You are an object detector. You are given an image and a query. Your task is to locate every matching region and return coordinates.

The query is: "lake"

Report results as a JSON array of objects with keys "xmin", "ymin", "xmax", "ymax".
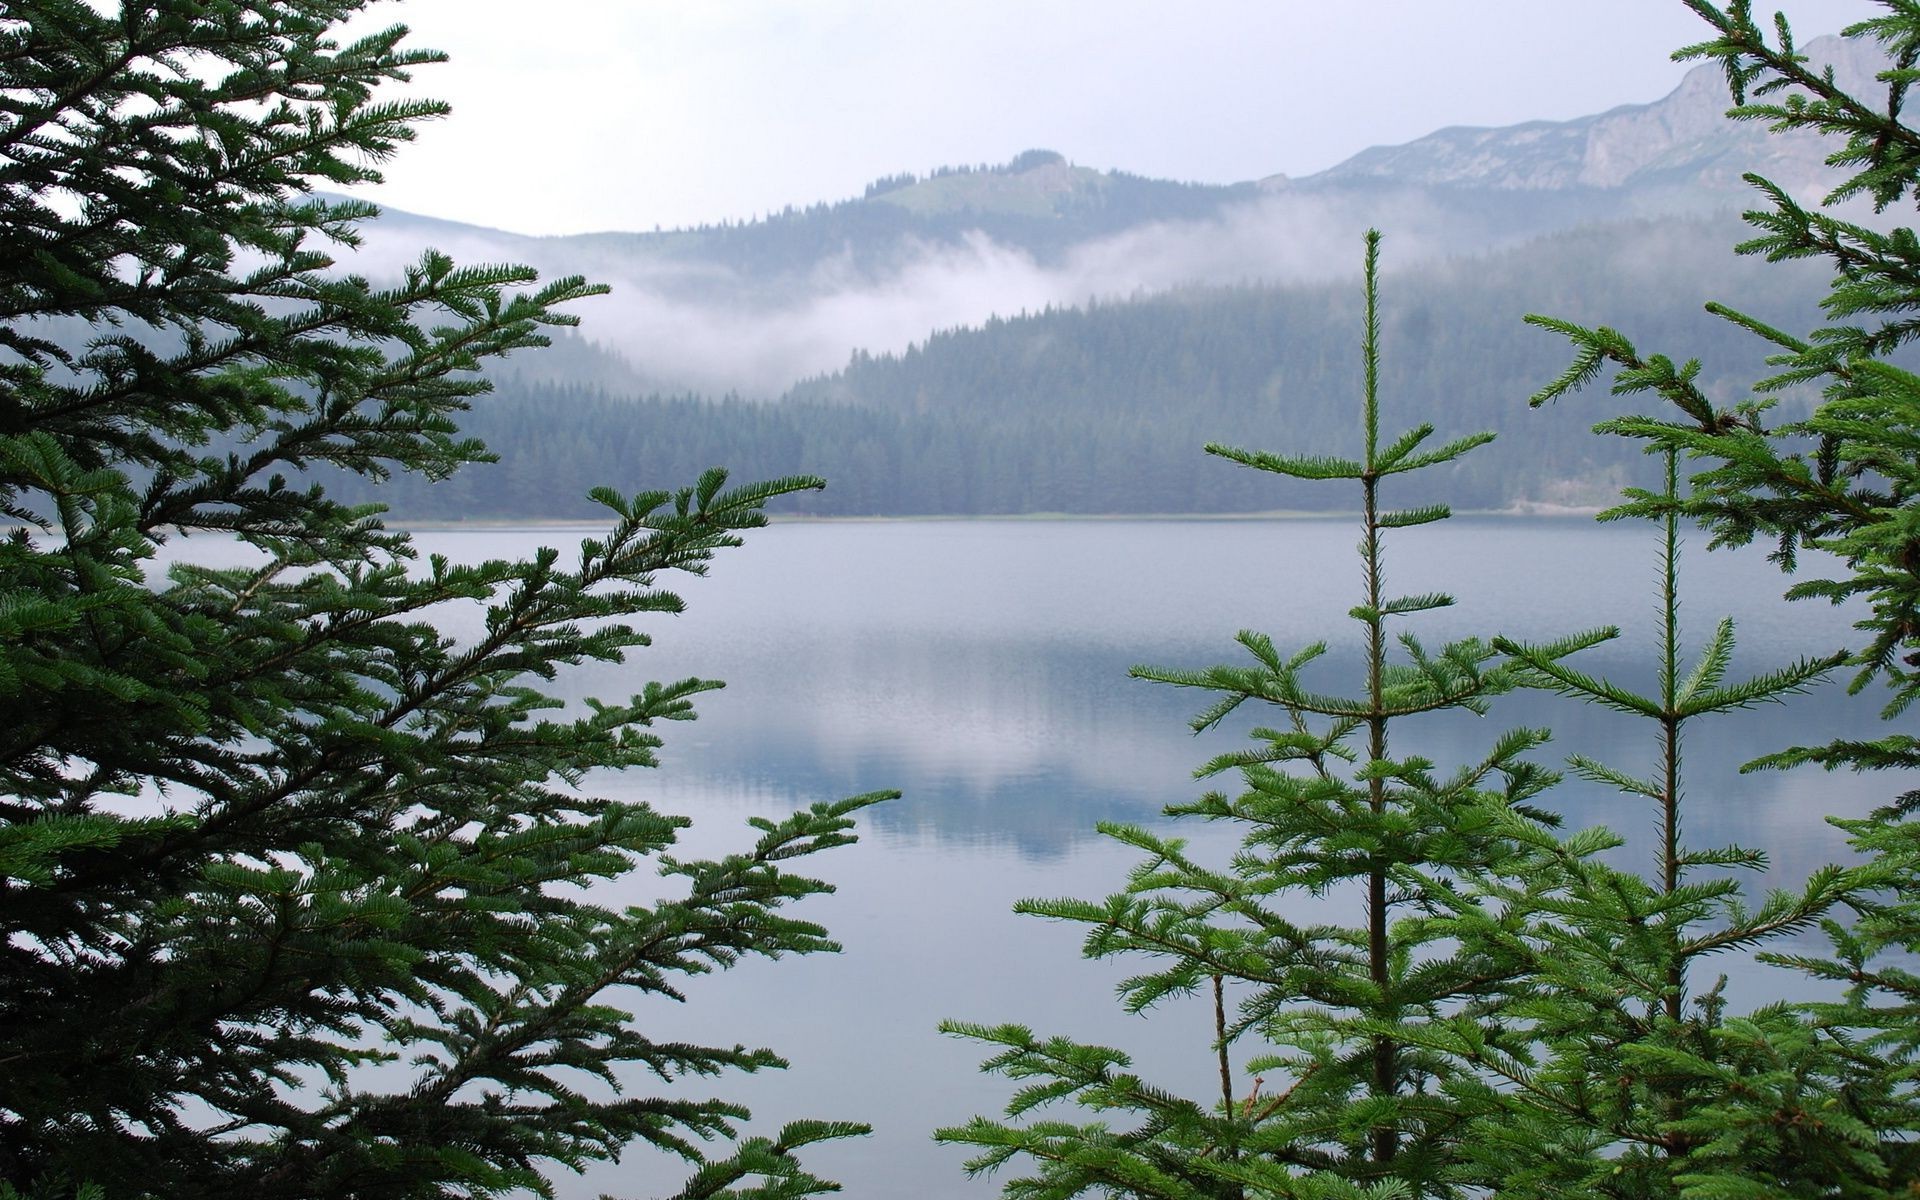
[{"xmin": 160, "ymin": 515, "xmax": 1891, "ymax": 1198}]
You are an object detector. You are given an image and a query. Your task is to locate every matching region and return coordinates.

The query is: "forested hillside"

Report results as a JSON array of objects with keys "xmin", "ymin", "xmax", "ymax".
[
  {"xmin": 577, "ymin": 150, "xmax": 1261, "ymax": 279},
  {"xmin": 331, "ymin": 217, "xmax": 1830, "ymax": 518}
]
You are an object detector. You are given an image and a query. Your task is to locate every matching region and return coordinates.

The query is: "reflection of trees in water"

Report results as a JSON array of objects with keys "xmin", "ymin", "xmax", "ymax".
[
  {"xmin": 631, "ymin": 633, "xmax": 1886, "ymax": 869},
  {"xmin": 368, "ymin": 525, "xmax": 1882, "ymax": 870}
]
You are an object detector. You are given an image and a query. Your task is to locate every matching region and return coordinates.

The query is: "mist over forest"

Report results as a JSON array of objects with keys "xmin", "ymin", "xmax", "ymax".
[{"xmin": 322, "ymin": 34, "xmax": 1883, "ymax": 518}]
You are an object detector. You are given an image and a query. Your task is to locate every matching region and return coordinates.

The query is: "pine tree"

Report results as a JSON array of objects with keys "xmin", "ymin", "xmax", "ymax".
[
  {"xmin": 0, "ymin": 4, "xmax": 888, "ymax": 1197},
  {"xmin": 936, "ymin": 233, "xmax": 1571, "ymax": 1199}
]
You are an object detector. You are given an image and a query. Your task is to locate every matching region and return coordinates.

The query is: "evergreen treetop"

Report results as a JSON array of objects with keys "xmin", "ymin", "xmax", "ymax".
[{"xmin": 938, "ymin": 233, "xmax": 1578, "ymax": 1199}]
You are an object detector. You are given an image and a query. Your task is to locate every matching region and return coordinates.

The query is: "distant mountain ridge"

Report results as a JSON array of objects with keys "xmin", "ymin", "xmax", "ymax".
[
  {"xmin": 330, "ymin": 32, "xmax": 1873, "ymax": 398},
  {"xmin": 303, "ymin": 34, "xmax": 1892, "ymax": 518},
  {"xmin": 1307, "ymin": 33, "xmax": 1880, "ymax": 197},
  {"xmin": 356, "ymin": 33, "xmax": 1869, "ymax": 244}
]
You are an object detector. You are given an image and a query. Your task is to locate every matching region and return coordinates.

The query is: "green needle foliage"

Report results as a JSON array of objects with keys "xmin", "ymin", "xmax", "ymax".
[
  {"xmin": 1407, "ymin": 449, "xmax": 1857, "ymax": 1198},
  {"xmin": 1514, "ymin": 1, "xmax": 1920, "ymax": 1188},
  {"xmin": 0, "ymin": 4, "xmax": 889, "ymax": 1198},
  {"xmin": 938, "ymin": 233, "xmax": 1573, "ymax": 1199},
  {"xmin": 1527, "ymin": 0, "xmax": 1920, "ymax": 742}
]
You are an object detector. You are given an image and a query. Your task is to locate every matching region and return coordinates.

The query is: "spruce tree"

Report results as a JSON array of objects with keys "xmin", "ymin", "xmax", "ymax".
[
  {"xmin": 1509, "ymin": 0, "xmax": 1920, "ymax": 1187},
  {"xmin": 1402, "ymin": 448, "xmax": 1856, "ymax": 1197},
  {"xmin": 937, "ymin": 233, "xmax": 1571, "ymax": 1199},
  {"xmin": 0, "ymin": 4, "xmax": 888, "ymax": 1197}
]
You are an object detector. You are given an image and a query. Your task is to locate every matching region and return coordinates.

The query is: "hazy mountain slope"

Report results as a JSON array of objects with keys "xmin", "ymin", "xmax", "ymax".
[
  {"xmin": 322, "ymin": 216, "xmax": 1833, "ymax": 519},
  {"xmin": 332, "ymin": 35, "xmax": 1865, "ymax": 396}
]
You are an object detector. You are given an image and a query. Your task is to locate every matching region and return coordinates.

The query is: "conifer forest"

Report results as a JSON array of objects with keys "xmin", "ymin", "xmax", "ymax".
[{"xmin": 6, "ymin": 2, "xmax": 1920, "ymax": 1198}]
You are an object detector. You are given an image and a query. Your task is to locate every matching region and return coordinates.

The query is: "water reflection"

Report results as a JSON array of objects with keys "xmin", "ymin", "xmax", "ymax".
[
  {"xmin": 559, "ymin": 517, "xmax": 1890, "ymax": 1199},
  {"xmin": 523, "ymin": 513, "xmax": 1887, "ymax": 869},
  {"xmin": 144, "ymin": 517, "xmax": 1907, "ymax": 1199}
]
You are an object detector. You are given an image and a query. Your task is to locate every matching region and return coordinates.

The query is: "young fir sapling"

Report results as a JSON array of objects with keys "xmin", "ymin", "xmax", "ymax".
[
  {"xmin": 1405, "ymin": 447, "xmax": 1852, "ymax": 1198},
  {"xmin": 937, "ymin": 232, "xmax": 1581, "ymax": 1199},
  {"xmin": 1475, "ymin": 0, "xmax": 1920, "ymax": 1187}
]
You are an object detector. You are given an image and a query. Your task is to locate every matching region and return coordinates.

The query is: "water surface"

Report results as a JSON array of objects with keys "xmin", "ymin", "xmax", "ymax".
[{"xmin": 156, "ymin": 516, "xmax": 1895, "ymax": 1197}]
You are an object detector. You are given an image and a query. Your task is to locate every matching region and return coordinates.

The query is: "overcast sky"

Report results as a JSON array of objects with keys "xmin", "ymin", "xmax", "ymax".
[{"xmin": 344, "ymin": 0, "xmax": 1884, "ymax": 237}]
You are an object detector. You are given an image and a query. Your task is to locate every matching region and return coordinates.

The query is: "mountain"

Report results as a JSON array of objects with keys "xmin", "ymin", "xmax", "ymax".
[
  {"xmin": 1307, "ymin": 33, "xmax": 1881, "ymax": 200},
  {"xmin": 332, "ymin": 35, "xmax": 1867, "ymax": 399},
  {"xmin": 290, "ymin": 35, "xmax": 1884, "ymax": 519}
]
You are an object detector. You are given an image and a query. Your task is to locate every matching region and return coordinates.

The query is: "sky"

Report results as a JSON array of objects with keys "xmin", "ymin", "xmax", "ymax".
[{"xmin": 342, "ymin": 0, "xmax": 1885, "ymax": 237}]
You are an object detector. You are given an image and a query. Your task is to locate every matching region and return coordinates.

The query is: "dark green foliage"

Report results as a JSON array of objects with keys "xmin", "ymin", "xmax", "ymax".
[
  {"xmin": 0, "ymin": 3, "xmax": 887, "ymax": 1197},
  {"xmin": 938, "ymin": 234, "xmax": 1574, "ymax": 1198},
  {"xmin": 1530, "ymin": 2, "xmax": 1920, "ymax": 737}
]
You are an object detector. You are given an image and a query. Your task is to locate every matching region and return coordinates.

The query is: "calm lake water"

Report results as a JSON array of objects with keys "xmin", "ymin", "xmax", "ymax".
[{"xmin": 159, "ymin": 516, "xmax": 1893, "ymax": 1198}]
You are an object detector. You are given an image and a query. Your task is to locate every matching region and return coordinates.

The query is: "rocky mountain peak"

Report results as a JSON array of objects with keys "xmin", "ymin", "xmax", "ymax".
[{"xmin": 1311, "ymin": 33, "xmax": 1887, "ymax": 197}]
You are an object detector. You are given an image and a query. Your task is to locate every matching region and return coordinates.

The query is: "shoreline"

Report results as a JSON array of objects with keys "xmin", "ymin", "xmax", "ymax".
[
  {"xmin": 1, "ymin": 505, "xmax": 1606, "ymax": 538},
  {"xmin": 375, "ymin": 503, "xmax": 1604, "ymax": 531}
]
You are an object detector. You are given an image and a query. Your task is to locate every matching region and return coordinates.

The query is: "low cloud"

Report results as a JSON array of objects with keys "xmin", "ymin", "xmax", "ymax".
[{"xmin": 339, "ymin": 186, "xmax": 1701, "ymax": 397}]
